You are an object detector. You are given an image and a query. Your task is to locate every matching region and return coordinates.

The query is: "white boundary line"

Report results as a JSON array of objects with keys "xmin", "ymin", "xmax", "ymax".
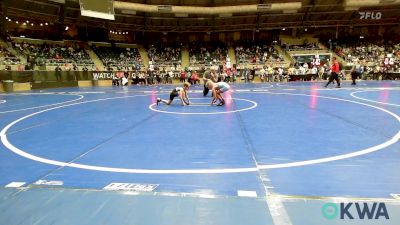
[
  {"xmin": 257, "ymin": 92, "xmax": 400, "ymax": 169},
  {"xmin": 0, "ymin": 93, "xmax": 84, "ymax": 114},
  {"xmin": 5, "ymin": 182, "xmax": 26, "ymax": 188},
  {"xmin": 0, "ymin": 92, "xmax": 399, "ymax": 174},
  {"xmin": 350, "ymin": 89, "xmax": 400, "ymax": 107},
  {"xmin": 149, "ymin": 98, "xmax": 258, "ymax": 115},
  {"xmin": 276, "ymin": 83, "xmax": 290, "ymax": 87},
  {"xmin": 266, "ymin": 194, "xmax": 293, "ymax": 225}
]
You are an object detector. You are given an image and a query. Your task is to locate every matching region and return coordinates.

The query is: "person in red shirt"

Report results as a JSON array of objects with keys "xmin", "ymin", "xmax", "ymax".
[
  {"xmin": 324, "ymin": 57, "xmax": 341, "ymax": 88},
  {"xmin": 180, "ymin": 70, "xmax": 186, "ymax": 83},
  {"xmin": 190, "ymin": 70, "xmax": 199, "ymax": 84}
]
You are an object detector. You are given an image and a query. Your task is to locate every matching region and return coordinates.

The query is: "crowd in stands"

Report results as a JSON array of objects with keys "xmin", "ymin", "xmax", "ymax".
[
  {"xmin": 92, "ymin": 45, "xmax": 142, "ymax": 70},
  {"xmin": 0, "ymin": 47, "xmax": 20, "ymax": 66},
  {"xmin": 12, "ymin": 41, "xmax": 93, "ymax": 67},
  {"xmin": 335, "ymin": 41, "xmax": 387, "ymax": 64},
  {"xmin": 148, "ymin": 44, "xmax": 181, "ymax": 67},
  {"xmin": 282, "ymin": 41, "xmax": 321, "ymax": 51},
  {"xmin": 394, "ymin": 43, "xmax": 400, "ymax": 56},
  {"xmin": 323, "ymin": 37, "xmax": 399, "ymax": 66},
  {"xmin": 234, "ymin": 41, "xmax": 285, "ymax": 65},
  {"xmin": 189, "ymin": 42, "xmax": 228, "ymax": 67},
  {"xmin": 2, "ymin": 35, "xmax": 399, "ymax": 81}
]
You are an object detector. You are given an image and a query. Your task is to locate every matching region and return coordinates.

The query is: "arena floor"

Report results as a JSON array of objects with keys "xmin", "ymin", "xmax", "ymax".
[{"xmin": 0, "ymin": 81, "xmax": 399, "ymax": 225}]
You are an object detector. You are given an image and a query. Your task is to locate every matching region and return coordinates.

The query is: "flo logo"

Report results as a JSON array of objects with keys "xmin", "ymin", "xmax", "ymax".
[
  {"xmin": 321, "ymin": 202, "xmax": 389, "ymax": 220},
  {"xmin": 359, "ymin": 12, "xmax": 382, "ymax": 20}
]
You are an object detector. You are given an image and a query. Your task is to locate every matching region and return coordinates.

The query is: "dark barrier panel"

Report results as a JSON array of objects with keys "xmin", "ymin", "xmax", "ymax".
[
  {"xmin": 1, "ymin": 71, "xmax": 136, "ymax": 82},
  {"xmin": 0, "ymin": 71, "xmax": 12, "ymax": 81},
  {"xmin": 32, "ymin": 71, "xmax": 78, "ymax": 82},
  {"xmin": 15, "ymin": 71, "xmax": 34, "ymax": 83},
  {"xmin": 31, "ymin": 81, "xmax": 78, "ymax": 89},
  {"xmin": 2, "ymin": 71, "xmax": 400, "ymax": 84},
  {"xmin": 0, "ymin": 71, "xmax": 34, "ymax": 83},
  {"xmin": 79, "ymin": 71, "xmax": 91, "ymax": 80},
  {"xmin": 0, "ymin": 71, "xmax": 89, "ymax": 82},
  {"xmin": 1, "ymin": 71, "xmax": 86, "ymax": 82}
]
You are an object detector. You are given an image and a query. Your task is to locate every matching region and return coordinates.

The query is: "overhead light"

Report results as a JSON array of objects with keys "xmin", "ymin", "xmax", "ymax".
[
  {"xmin": 360, "ymin": 36, "xmax": 364, "ymax": 39},
  {"xmin": 31, "ymin": 23, "xmax": 34, "ymax": 26},
  {"xmin": 26, "ymin": 20, "xmax": 29, "ymax": 23},
  {"xmin": 5, "ymin": 17, "xmax": 8, "ymax": 20},
  {"xmin": 16, "ymin": 21, "xmax": 19, "ymax": 24},
  {"xmin": 40, "ymin": 23, "xmax": 43, "ymax": 26},
  {"xmin": 45, "ymin": 22, "xmax": 48, "ymax": 25},
  {"xmin": 282, "ymin": 28, "xmax": 285, "ymax": 30},
  {"xmin": 119, "ymin": 32, "xmax": 121, "ymax": 34},
  {"xmin": 65, "ymin": 26, "xmax": 69, "ymax": 30},
  {"xmin": 126, "ymin": 32, "xmax": 128, "ymax": 34},
  {"xmin": 23, "ymin": 22, "xmax": 26, "ymax": 25},
  {"xmin": 305, "ymin": 28, "xmax": 308, "ymax": 31},
  {"xmin": 8, "ymin": 19, "xmax": 11, "ymax": 22}
]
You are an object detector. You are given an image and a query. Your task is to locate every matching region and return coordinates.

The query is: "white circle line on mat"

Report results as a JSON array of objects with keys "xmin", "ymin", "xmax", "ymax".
[
  {"xmin": 149, "ymin": 98, "xmax": 258, "ymax": 115},
  {"xmin": 350, "ymin": 90, "xmax": 400, "ymax": 107},
  {"xmin": 0, "ymin": 93, "xmax": 84, "ymax": 114},
  {"xmin": 0, "ymin": 92, "xmax": 399, "ymax": 173}
]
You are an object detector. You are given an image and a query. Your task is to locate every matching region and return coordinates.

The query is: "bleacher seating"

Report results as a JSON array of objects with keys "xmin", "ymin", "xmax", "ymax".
[
  {"xmin": 92, "ymin": 45, "xmax": 142, "ymax": 69},
  {"xmin": 235, "ymin": 41, "xmax": 285, "ymax": 65},
  {"xmin": 189, "ymin": 42, "xmax": 228, "ymax": 67},
  {"xmin": 0, "ymin": 47, "xmax": 20, "ymax": 65},
  {"xmin": 330, "ymin": 39, "xmax": 399, "ymax": 66},
  {"xmin": 12, "ymin": 41, "xmax": 93, "ymax": 67},
  {"xmin": 148, "ymin": 44, "xmax": 181, "ymax": 67}
]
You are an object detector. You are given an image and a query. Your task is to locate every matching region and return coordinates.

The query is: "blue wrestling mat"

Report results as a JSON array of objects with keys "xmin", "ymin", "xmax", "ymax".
[{"xmin": 0, "ymin": 81, "xmax": 399, "ymax": 225}]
